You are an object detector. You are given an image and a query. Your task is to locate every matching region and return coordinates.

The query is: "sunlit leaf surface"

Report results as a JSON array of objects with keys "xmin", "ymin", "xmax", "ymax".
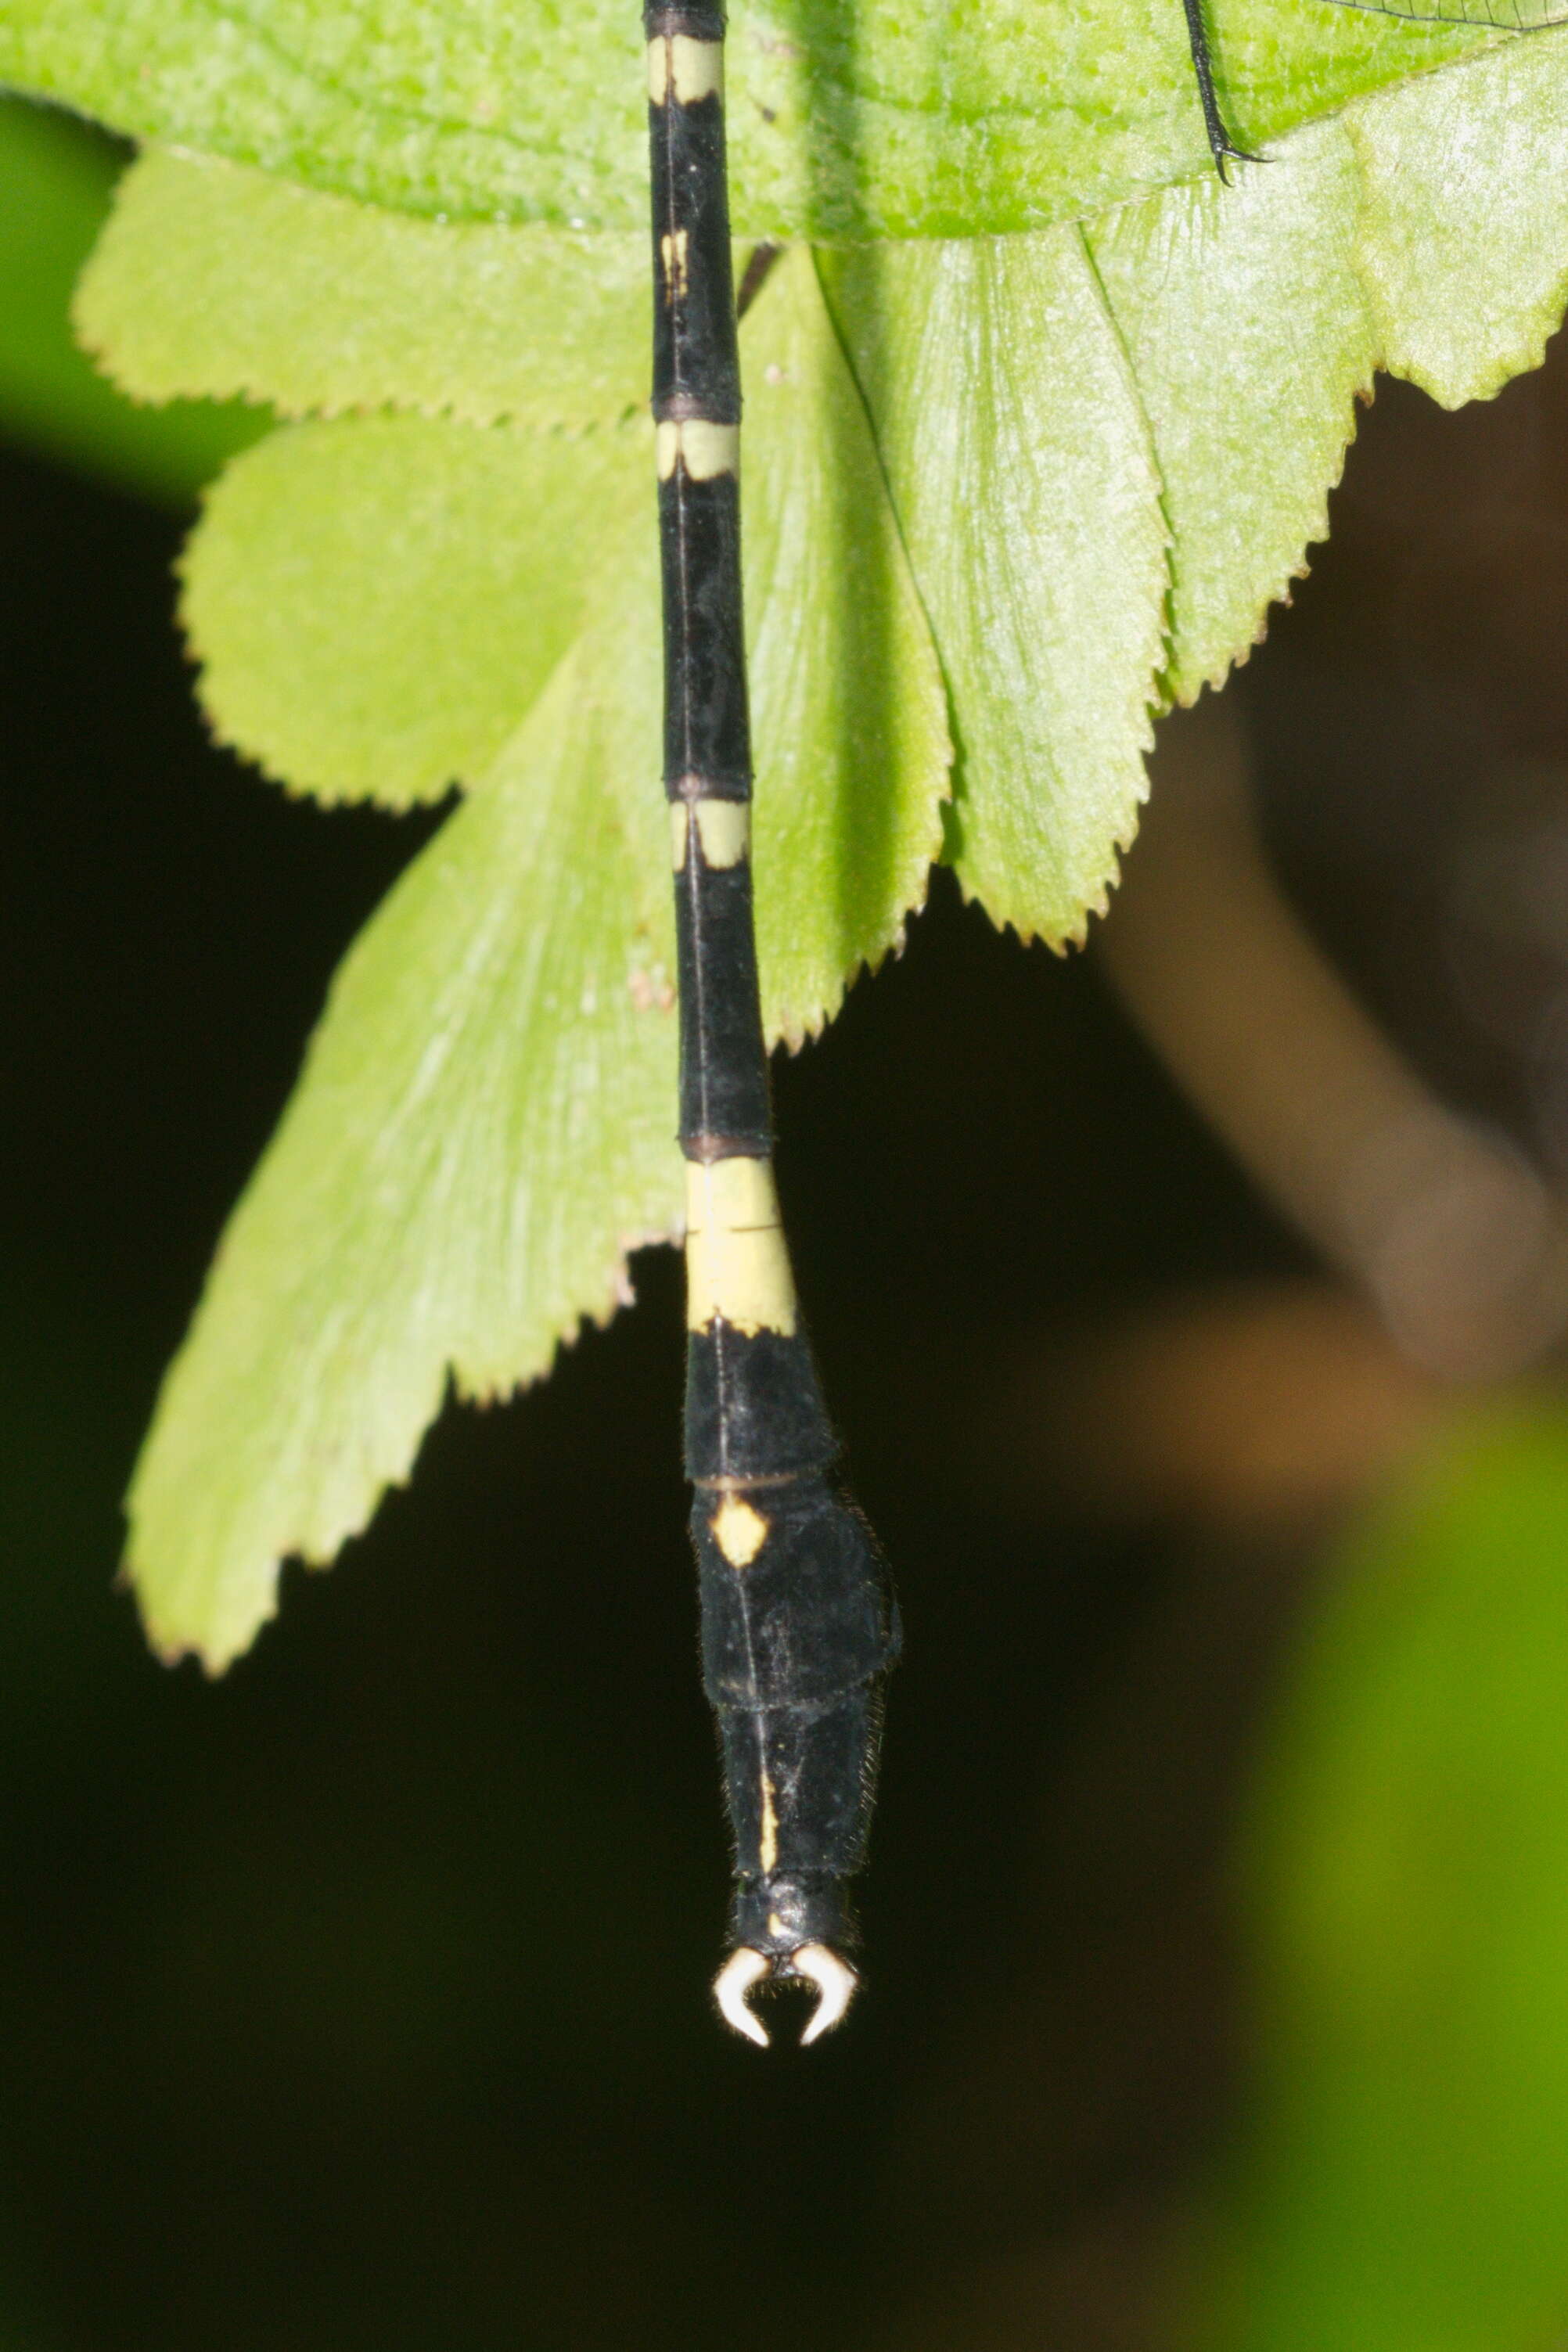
[
  {"xmin": 181, "ymin": 414, "xmax": 651, "ymax": 808},
  {"xmin": 127, "ymin": 250, "xmax": 949, "ymax": 1664},
  {"xmin": 0, "ymin": 0, "xmax": 1501, "ymax": 237},
  {"xmin": 3, "ymin": 0, "xmax": 1566, "ymax": 1653},
  {"xmin": 821, "ymin": 232, "xmax": 1167, "ymax": 942},
  {"xmin": 1350, "ymin": 31, "xmax": 1568, "ymax": 404},
  {"xmin": 75, "ymin": 148, "xmax": 649, "ymax": 429}
]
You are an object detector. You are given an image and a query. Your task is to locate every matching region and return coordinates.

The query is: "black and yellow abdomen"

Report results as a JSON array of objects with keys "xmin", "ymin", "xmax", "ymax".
[{"xmin": 644, "ymin": 0, "xmax": 900, "ymax": 2046}]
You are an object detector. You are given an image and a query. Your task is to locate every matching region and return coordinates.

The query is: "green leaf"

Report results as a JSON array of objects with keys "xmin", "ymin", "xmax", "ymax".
[
  {"xmin": 62, "ymin": 11, "xmax": 1568, "ymax": 1649},
  {"xmin": 0, "ymin": 0, "xmax": 1517, "ymax": 241},
  {"xmin": 127, "ymin": 638, "xmax": 680, "ymax": 1671},
  {"xmin": 75, "ymin": 34, "xmax": 1568, "ymax": 902},
  {"xmin": 821, "ymin": 230, "xmax": 1167, "ymax": 944},
  {"xmin": 1085, "ymin": 38, "xmax": 1568, "ymax": 707},
  {"xmin": 1088, "ymin": 119, "xmax": 1376, "ymax": 703},
  {"xmin": 1351, "ymin": 31, "xmax": 1568, "ymax": 407},
  {"xmin": 732, "ymin": 250, "xmax": 953, "ymax": 1041},
  {"xmin": 1174, "ymin": 1406, "xmax": 1568, "ymax": 2352},
  {"xmin": 74, "ymin": 146, "xmax": 648, "ymax": 429},
  {"xmin": 0, "ymin": 95, "xmax": 264, "ymax": 499},
  {"xmin": 124, "ymin": 248, "xmax": 949, "ymax": 1665},
  {"xmin": 180, "ymin": 414, "xmax": 649, "ymax": 807},
  {"xmin": 178, "ymin": 249, "xmax": 951, "ymax": 998}
]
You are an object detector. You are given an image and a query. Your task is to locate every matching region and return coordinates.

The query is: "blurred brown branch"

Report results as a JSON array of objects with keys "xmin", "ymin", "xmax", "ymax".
[{"xmin": 1100, "ymin": 692, "xmax": 1568, "ymax": 1387}]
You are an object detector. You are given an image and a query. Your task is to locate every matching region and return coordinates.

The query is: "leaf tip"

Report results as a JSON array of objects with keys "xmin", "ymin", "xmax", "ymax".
[{"xmin": 125, "ymin": 1557, "xmax": 280, "ymax": 1679}]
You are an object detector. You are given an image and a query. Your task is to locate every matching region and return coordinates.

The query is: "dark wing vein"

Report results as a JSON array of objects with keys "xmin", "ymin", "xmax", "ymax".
[{"xmin": 1300, "ymin": 0, "xmax": 1568, "ymax": 27}]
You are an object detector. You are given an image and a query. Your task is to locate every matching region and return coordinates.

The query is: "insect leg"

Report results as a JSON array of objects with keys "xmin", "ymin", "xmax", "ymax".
[{"xmin": 1179, "ymin": 0, "xmax": 1262, "ymax": 179}]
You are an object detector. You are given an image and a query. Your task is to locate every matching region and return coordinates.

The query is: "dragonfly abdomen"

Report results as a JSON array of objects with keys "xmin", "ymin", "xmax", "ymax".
[{"xmin": 645, "ymin": 0, "xmax": 899, "ymax": 2046}]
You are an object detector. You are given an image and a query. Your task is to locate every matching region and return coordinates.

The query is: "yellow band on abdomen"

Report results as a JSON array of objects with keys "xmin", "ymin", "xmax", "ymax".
[
  {"xmin": 656, "ymin": 419, "xmax": 740, "ymax": 482},
  {"xmin": 685, "ymin": 1156, "xmax": 797, "ymax": 1336},
  {"xmin": 647, "ymin": 34, "xmax": 725, "ymax": 105}
]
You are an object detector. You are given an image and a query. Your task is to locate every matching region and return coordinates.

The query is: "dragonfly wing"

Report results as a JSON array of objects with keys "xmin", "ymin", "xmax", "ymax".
[{"xmin": 1301, "ymin": 0, "xmax": 1568, "ymax": 27}]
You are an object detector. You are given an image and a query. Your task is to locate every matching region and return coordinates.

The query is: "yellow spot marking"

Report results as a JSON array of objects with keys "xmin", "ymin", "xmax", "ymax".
[
  {"xmin": 670, "ymin": 804, "xmax": 689, "ymax": 872},
  {"xmin": 712, "ymin": 1494, "xmax": 770, "ymax": 1570},
  {"xmin": 693, "ymin": 800, "xmax": 750, "ymax": 869},
  {"xmin": 759, "ymin": 1774, "xmax": 779, "ymax": 1874},
  {"xmin": 768, "ymin": 1911, "xmax": 785, "ymax": 1938},
  {"xmin": 685, "ymin": 1156, "xmax": 797, "ymax": 1336},
  {"xmin": 660, "ymin": 226, "xmax": 690, "ymax": 304},
  {"xmin": 646, "ymin": 38, "xmax": 669, "ymax": 102}
]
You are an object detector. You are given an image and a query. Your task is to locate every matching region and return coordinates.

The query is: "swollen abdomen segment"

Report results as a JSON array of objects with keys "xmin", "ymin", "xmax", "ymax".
[{"xmin": 695, "ymin": 1455, "xmax": 897, "ymax": 1959}]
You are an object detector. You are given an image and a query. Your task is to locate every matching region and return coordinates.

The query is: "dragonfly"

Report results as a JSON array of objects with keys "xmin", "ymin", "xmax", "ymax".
[{"xmin": 642, "ymin": 0, "xmax": 1567, "ymax": 2048}]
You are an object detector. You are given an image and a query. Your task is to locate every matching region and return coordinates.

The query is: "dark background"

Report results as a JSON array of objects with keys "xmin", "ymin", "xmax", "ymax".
[{"xmin": 4, "ymin": 316, "xmax": 1568, "ymax": 2348}]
